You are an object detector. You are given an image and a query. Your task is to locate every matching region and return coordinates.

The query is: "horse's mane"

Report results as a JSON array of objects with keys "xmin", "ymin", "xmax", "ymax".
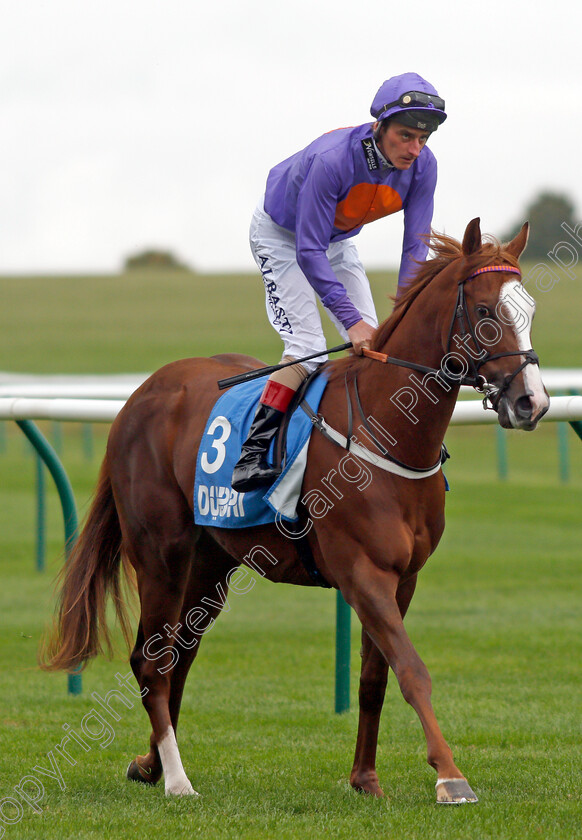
[{"xmin": 326, "ymin": 229, "xmax": 520, "ymax": 383}]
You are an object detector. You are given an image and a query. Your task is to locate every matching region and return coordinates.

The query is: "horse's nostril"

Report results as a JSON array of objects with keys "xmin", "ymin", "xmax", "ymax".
[{"xmin": 514, "ymin": 395, "xmax": 533, "ymax": 419}]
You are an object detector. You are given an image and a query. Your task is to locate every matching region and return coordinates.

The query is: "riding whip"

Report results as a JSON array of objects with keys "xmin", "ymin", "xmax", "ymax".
[{"xmin": 217, "ymin": 342, "xmax": 353, "ymax": 390}]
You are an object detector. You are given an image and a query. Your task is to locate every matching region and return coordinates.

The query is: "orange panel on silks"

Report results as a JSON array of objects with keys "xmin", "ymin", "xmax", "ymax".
[{"xmin": 334, "ymin": 183, "xmax": 403, "ymax": 232}]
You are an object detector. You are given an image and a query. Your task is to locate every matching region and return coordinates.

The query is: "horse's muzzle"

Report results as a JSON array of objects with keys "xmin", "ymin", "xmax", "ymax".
[{"xmin": 497, "ymin": 392, "xmax": 550, "ymax": 431}]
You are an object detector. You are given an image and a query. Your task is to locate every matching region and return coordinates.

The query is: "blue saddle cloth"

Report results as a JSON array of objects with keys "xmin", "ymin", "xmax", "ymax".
[{"xmin": 194, "ymin": 373, "xmax": 328, "ymax": 528}]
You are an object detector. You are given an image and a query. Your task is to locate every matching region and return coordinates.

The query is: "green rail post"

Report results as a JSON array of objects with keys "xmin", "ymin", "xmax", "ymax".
[
  {"xmin": 556, "ymin": 391, "xmax": 570, "ymax": 483},
  {"xmin": 51, "ymin": 421, "xmax": 63, "ymax": 456},
  {"xmin": 35, "ymin": 455, "xmax": 46, "ymax": 572},
  {"xmin": 557, "ymin": 422, "xmax": 570, "ymax": 482},
  {"xmin": 15, "ymin": 420, "xmax": 82, "ymax": 695},
  {"xmin": 82, "ymin": 423, "xmax": 94, "ymax": 461},
  {"xmin": 569, "ymin": 420, "xmax": 582, "ymax": 442},
  {"xmin": 496, "ymin": 426, "xmax": 508, "ymax": 480},
  {"xmin": 335, "ymin": 591, "xmax": 351, "ymax": 713},
  {"xmin": 568, "ymin": 389, "xmax": 582, "ymax": 443}
]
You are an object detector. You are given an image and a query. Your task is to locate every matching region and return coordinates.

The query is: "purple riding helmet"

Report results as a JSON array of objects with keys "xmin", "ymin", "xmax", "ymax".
[{"xmin": 370, "ymin": 72, "xmax": 447, "ymax": 133}]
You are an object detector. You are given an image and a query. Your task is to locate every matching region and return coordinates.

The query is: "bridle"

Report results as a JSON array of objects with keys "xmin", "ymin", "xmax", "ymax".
[
  {"xmin": 301, "ymin": 263, "xmax": 541, "ymax": 478},
  {"xmin": 444, "ymin": 264, "xmax": 540, "ymax": 409},
  {"xmin": 362, "ymin": 264, "xmax": 540, "ymax": 411}
]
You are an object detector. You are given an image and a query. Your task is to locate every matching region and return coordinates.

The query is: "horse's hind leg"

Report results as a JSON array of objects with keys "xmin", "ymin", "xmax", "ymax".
[
  {"xmin": 126, "ymin": 620, "xmax": 164, "ymax": 786},
  {"xmin": 350, "ymin": 630, "xmax": 387, "ymax": 797},
  {"xmin": 165, "ymin": 532, "xmax": 238, "ymax": 731},
  {"xmin": 350, "ymin": 576, "xmax": 417, "ymax": 797},
  {"xmin": 113, "ymin": 471, "xmax": 201, "ymax": 796},
  {"xmin": 127, "ymin": 530, "xmax": 237, "ymax": 795},
  {"xmin": 128, "ymin": 557, "xmax": 197, "ymax": 795}
]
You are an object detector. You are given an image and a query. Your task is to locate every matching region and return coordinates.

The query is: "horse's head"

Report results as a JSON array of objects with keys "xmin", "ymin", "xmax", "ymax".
[{"xmin": 447, "ymin": 217, "xmax": 549, "ymax": 430}]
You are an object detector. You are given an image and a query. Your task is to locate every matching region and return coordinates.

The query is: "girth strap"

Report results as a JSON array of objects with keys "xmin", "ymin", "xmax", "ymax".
[{"xmin": 285, "ymin": 519, "xmax": 331, "ymax": 589}]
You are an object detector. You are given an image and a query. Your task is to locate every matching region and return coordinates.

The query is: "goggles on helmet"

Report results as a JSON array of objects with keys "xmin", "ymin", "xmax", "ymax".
[{"xmin": 375, "ymin": 90, "xmax": 446, "ymax": 118}]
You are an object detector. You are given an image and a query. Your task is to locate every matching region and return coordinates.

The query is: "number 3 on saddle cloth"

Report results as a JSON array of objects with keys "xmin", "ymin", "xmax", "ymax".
[{"xmin": 194, "ymin": 372, "xmax": 328, "ymax": 528}]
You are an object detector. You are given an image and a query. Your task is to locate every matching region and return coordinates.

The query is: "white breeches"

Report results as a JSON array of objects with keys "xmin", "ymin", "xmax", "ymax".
[{"xmin": 249, "ymin": 200, "xmax": 378, "ymax": 372}]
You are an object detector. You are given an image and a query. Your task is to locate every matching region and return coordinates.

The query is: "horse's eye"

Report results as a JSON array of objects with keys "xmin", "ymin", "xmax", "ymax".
[{"xmin": 475, "ymin": 305, "xmax": 489, "ymax": 319}]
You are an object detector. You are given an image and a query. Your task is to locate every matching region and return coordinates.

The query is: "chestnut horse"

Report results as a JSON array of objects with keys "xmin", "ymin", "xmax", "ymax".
[{"xmin": 42, "ymin": 219, "xmax": 549, "ymax": 804}]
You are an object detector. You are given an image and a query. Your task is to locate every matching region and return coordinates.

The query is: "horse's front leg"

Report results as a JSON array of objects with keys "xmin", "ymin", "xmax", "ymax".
[
  {"xmin": 350, "ymin": 575, "xmax": 417, "ymax": 797},
  {"xmin": 347, "ymin": 562, "xmax": 478, "ymax": 805}
]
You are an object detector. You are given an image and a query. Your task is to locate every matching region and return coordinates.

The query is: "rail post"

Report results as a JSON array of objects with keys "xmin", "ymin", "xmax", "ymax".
[
  {"xmin": 496, "ymin": 426, "xmax": 508, "ymax": 480},
  {"xmin": 568, "ymin": 389, "xmax": 582, "ymax": 443},
  {"xmin": 15, "ymin": 420, "xmax": 82, "ymax": 695},
  {"xmin": 35, "ymin": 455, "xmax": 46, "ymax": 572},
  {"xmin": 335, "ymin": 591, "xmax": 351, "ymax": 713}
]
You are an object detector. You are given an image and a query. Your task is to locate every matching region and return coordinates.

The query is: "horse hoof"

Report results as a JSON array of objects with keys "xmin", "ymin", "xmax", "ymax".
[
  {"xmin": 435, "ymin": 777, "xmax": 478, "ymax": 804},
  {"xmin": 165, "ymin": 781, "xmax": 200, "ymax": 797},
  {"xmin": 350, "ymin": 771, "xmax": 384, "ymax": 797},
  {"xmin": 126, "ymin": 758, "xmax": 159, "ymax": 786}
]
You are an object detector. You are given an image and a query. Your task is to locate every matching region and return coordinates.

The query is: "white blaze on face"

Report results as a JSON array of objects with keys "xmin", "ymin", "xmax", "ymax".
[{"xmin": 498, "ymin": 280, "xmax": 548, "ymax": 417}]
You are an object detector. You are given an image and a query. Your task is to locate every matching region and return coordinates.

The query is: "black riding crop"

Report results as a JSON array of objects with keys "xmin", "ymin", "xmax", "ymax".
[{"xmin": 217, "ymin": 342, "xmax": 353, "ymax": 390}]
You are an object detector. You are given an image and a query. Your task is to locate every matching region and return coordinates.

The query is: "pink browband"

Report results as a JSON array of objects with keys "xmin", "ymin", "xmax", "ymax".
[{"xmin": 467, "ymin": 265, "xmax": 521, "ymax": 280}]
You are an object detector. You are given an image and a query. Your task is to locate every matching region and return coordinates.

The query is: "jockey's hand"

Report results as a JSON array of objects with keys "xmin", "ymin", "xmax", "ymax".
[{"xmin": 347, "ymin": 320, "xmax": 376, "ymax": 355}]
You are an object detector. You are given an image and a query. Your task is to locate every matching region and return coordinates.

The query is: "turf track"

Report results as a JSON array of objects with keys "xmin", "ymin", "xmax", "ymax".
[{"xmin": 0, "ymin": 266, "xmax": 580, "ymax": 839}]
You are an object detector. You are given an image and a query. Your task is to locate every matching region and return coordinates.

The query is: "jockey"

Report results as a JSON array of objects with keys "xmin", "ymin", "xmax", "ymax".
[{"xmin": 231, "ymin": 71, "xmax": 447, "ymax": 493}]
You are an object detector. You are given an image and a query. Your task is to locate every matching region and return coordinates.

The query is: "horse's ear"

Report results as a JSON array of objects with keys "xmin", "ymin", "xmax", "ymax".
[
  {"xmin": 462, "ymin": 218, "xmax": 482, "ymax": 255},
  {"xmin": 504, "ymin": 222, "xmax": 529, "ymax": 258}
]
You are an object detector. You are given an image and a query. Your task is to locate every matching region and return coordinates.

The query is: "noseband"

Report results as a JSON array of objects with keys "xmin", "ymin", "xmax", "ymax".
[{"xmin": 446, "ymin": 265, "xmax": 540, "ymax": 409}]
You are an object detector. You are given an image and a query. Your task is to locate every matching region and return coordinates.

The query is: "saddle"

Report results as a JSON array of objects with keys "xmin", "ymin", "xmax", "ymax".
[{"xmin": 194, "ymin": 369, "xmax": 328, "ymax": 530}]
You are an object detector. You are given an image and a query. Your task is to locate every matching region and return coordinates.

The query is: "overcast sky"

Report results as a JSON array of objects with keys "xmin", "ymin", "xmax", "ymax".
[{"xmin": 1, "ymin": 0, "xmax": 580, "ymax": 274}]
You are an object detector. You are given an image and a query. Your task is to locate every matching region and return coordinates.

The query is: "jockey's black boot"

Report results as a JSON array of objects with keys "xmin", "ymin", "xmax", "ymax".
[{"xmin": 231, "ymin": 403, "xmax": 284, "ymax": 492}]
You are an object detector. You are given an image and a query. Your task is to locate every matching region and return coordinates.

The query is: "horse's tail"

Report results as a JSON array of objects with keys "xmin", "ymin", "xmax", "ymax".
[{"xmin": 39, "ymin": 454, "xmax": 136, "ymax": 672}]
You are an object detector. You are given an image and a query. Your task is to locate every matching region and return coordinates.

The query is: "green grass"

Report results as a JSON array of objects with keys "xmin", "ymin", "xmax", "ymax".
[
  {"xmin": 0, "ymin": 265, "xmax": 581, "ymax": 839},
  {"xmin": 0, "ymin": 263, "xmax": 580, "ymax": 373},
  {"xmin": 0, "ymin": 433, "xmax": 580, "ymax": 840}
]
